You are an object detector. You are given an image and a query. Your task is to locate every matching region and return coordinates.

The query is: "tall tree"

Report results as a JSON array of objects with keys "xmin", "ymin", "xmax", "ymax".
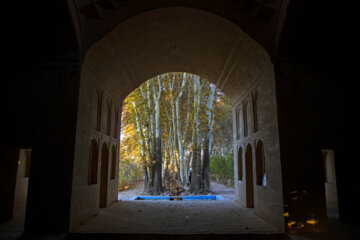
[
  {"xmin": 132, "ymin": 101, "xmax": 149, "ymax": 191},
  {"xmin": 150, "ymin": 75, "xmax": 164, "ymax": 194},
  {"xmin": 190, "ymin": 75, "xmax": 205, "ymax": 193},
  {"xmin": 202, "ymin": 84, "xmax": 216, "ymax": 191},
  {"xmin": 119, "ymin": 72, "xmax": 233, "ymax": 195},
  {"xmin": 176, "ymin": 72, "xmax": 187, "ymax": 185}
]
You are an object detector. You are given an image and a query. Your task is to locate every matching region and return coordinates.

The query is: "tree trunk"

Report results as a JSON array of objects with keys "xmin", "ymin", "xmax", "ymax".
[
  {"xmin": 133, "ymin": 102, "xmax": 149, "ymax": 192},
  {"xmin": 150, "ymin": 75, "xmax": 163, "ymax": 194},
  {"xmin": 146, "ymin": 81, "xmax": 155, "ymax": 183},
  {"xmin": 190, "ymin": 75, "xmax": 203, "ymax": 193},
  {"xmin": 169, "ymin": 76, "xmax": 180, "ymax": 180},
  {"xmin": 202, "ymin": 84, "xmax": 216, "ymax": 191},
  {"xmin": 176, "ymin": 73, "xmax": 187, "ymax": 185}
]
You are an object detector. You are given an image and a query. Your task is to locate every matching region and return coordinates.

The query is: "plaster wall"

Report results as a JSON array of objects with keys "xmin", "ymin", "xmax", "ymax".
[
  {"xmin": 233, "ymin": 63, "xmax": 284, "ymax": 231},
  {"xmin": 70, "ymin": 65, "xmax": 120, "ymax": 228}
]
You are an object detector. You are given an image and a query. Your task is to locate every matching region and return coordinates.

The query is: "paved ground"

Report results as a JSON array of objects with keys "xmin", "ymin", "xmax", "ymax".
[
  {"xmin": 72, "ymin": 199, "xmax": 278, "ymax": 234},
  {"xmin": 73, "ymin": 181, "xmax": 279, "ymax": 234},
  {"xmin": 2, "ymin": 182, "xmax": 359, "ymax": 239}
]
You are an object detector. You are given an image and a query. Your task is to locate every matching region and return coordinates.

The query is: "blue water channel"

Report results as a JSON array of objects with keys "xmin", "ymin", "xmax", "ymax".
[{"xmin": 133, "ymin": 195, "xmax": 224, "ymax": 201}]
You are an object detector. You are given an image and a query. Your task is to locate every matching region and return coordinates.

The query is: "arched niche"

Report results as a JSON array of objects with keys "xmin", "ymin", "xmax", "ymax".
[{"xmin": 238, "ymin": 146, "xmax": 243, "ymax": 181}]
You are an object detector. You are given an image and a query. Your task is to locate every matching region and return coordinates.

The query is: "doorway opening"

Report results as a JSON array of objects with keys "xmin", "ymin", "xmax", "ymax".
[
  {"xmin": 118, "ymin": 72, "xmax": 234, "ymax": 200},
  {"xmin": 245, "ymin": 144, "xmax": 254, "ymax": 208},
  {"xmin": 0, "ymin": 147, "xmax": 31, "ymax": 235},
  {"xmin": 322, "ymin": 149, "xmax": 339, "ymax": 218}
]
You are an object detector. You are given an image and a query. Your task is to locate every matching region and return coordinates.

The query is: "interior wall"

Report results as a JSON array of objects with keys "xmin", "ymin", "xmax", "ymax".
[
  {"xmin": 274, "ymin": 62, "xmax": 331, "ymax": 233},
  {"xmin": 12, "ymin": 63, "xmax": 81, "ymax": 233},
  {"xmin": 70, "ymin": 64, "xmax": 120, "ymax": 228},
  {"xmin": 233, "ymin": 63, "xmax": 284, "ymax": 231}
]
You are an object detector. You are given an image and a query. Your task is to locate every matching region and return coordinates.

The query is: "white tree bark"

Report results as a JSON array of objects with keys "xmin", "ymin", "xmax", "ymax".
[
  {"xmin": 150, "ymin": 75, "xmax": 163, "ymax": 194},
  {"xmin": 202, "ymin": 84, "xmax": 216, "ymax": 190},
  {"xmin": 176, "ymin": 72, "xmax": 187, "ymax": 185},
  {"xmin": 133, "ymin": 101, "xmax": 149, "ymax": 191}
]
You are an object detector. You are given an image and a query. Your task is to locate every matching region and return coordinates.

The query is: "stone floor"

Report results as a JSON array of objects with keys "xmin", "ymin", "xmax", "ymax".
[
  {"xmin": 72, "ymin": 200, "xmax": 278, "ymax": 234},
  {"xmin": 71, "ymin": 181, "xmax": 270, "ymax": 234},
  {"xmin": 1, "ymin": 181, "xmax": 359, "ymax": 239}
]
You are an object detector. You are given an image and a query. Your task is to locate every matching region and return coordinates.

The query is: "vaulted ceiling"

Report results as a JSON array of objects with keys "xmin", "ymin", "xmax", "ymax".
[
  {"xmin": 5, "ymin": 0, "xmax": 327, "ymax": 65},
  {"xmin": 69, "ymin": 0, "xmax": 288, "ymax": 59}
]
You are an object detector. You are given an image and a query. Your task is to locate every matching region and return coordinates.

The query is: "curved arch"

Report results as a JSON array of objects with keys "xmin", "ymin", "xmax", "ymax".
[
  {"xmin": 245, "ymin": 143, "xmax": 254, "ymax": 208},
  {"xmin": 238, "ymin": 146, "xmax": 243, "ymax": 181},
  {"xmin": 100, "ymin": 142, "xmax": 109, "ymax": 207},
  {"xmin": 83, "ymin": 7, "xmax": 272, "ymax": 103},
  {"xmin": 256, "ymin": 140, "xmax": 266, "ymax": 186},
  {"xmin": 74, "ymin": 1, "xmax": 285, "ymax": 58}
]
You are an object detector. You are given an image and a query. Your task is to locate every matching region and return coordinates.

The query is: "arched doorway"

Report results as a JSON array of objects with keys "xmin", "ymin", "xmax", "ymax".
[
  {"xmin": 100, "ymin": 143, "xmax": 109, "ymax": 208},
  {"xmin": 245, "ymin": 144, "xmax": 254, "ymax": 208}
]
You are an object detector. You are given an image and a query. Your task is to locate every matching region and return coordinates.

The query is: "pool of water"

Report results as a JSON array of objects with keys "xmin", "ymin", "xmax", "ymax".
[{"xmin": 133, "ymin": 195, "xmax": 224, "ymax": 201}]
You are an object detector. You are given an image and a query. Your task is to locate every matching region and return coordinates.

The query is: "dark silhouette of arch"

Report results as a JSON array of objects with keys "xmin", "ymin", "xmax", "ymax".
[
  {"xmin": 110, "ymin": 146, "xmax": 116, "ymax": 180},
  {"xmin": 99, "ymin": 143, "xmax": 109, "ymax": 207},
  {"xmin": 88, "ymin": 140, "xmax": 99, "ymax": 185},
  {"xmin": 245, "ymin": 144, "xmax": 254, "ymax": 208},
  {"xmin": 238, "ymin": 146, "xmax": 243, "ymax": 181},
  {"xmin": 256, "ymin": 140, "xmax": 266, "ymax": 186}
]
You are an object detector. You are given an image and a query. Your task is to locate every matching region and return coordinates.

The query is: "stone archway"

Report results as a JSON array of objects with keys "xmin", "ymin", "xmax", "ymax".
[{"xmin": 71, "ymin": 7, "xmax": 284, "ymax": 232}]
